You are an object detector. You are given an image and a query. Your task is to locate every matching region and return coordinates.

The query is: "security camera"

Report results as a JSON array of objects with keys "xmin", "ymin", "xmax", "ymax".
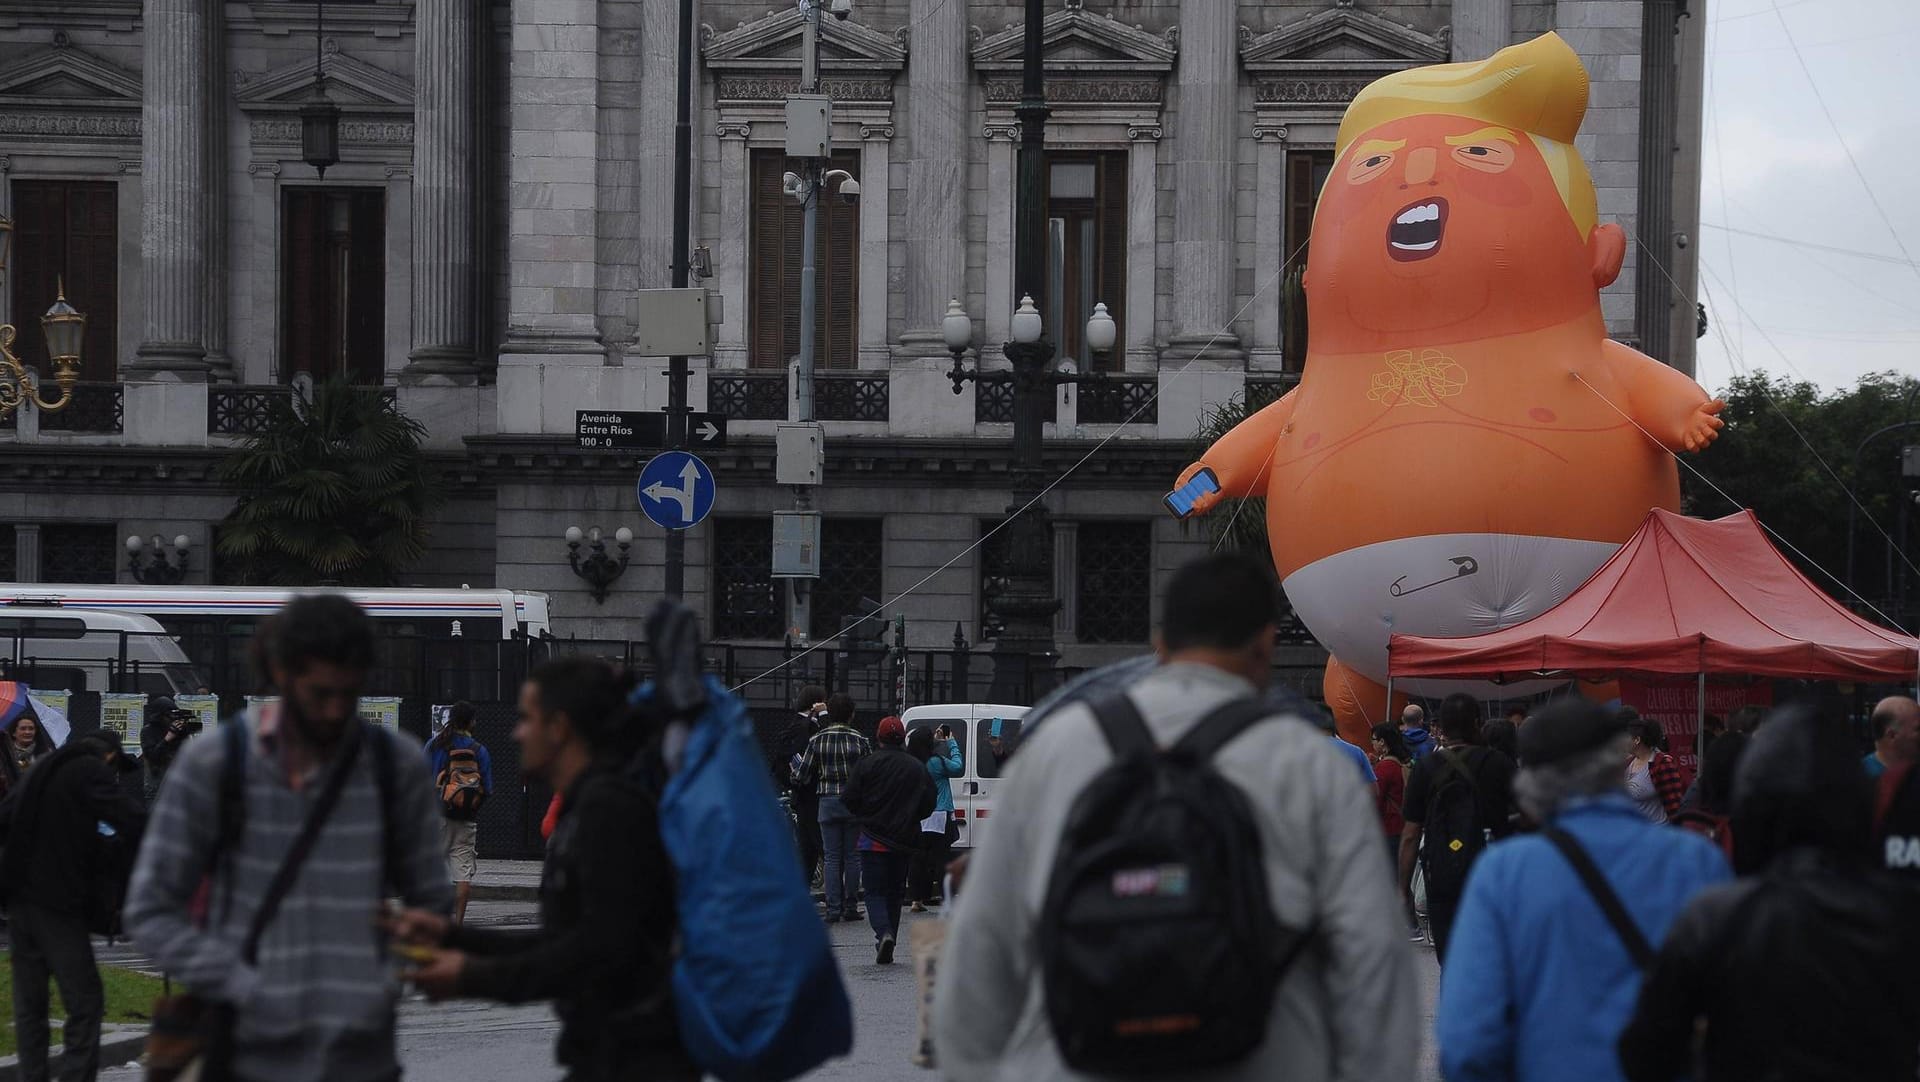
[
  {"xmin": 837, "ymin": 177, "xmax": 861, "ymax": 205},
  {"xmin": 828, "ymin": 0, "xmax": 852, "ymax": 19}
]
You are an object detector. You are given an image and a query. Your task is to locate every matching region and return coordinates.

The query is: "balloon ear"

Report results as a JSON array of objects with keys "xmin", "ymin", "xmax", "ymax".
[{"xmin": 1589, "ymin": 223, "xmax": 1626, "ymax": 288}]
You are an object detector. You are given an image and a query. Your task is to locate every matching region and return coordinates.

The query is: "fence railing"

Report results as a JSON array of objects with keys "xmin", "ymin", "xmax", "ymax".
[{"xmin": 38, "ymin": 381, "xmax": 123, "ymax": 433}]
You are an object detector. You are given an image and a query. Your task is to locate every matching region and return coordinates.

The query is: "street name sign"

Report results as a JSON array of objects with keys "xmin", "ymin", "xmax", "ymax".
[{"xmin": 575, "ymin": 410, "xmax": 728, "ymax": 450}]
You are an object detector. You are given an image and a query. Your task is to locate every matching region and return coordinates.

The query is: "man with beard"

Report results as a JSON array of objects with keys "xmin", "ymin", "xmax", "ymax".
[{"xmin": 125, "ymin": 595, "xmax": 451, "ymax": 1082}]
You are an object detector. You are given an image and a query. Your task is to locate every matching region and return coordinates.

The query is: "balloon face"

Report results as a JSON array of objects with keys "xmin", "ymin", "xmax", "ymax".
[{"xmin": 1306, "ymin": 114, "xmax": 1597, "ymax": 351}]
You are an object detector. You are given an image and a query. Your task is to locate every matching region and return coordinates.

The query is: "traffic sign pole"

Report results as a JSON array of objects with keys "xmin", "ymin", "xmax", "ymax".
[{"xmin": 665, "ymin": 0, "xmax": 695, "ymax": 599}]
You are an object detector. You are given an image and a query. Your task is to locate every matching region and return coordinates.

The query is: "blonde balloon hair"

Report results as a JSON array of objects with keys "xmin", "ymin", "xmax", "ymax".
[{"xmin": 1335, "ymin": 33, "xmax": 1598, "ymax": 237}]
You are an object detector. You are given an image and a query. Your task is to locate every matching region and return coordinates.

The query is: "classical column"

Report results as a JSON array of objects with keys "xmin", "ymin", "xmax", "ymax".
[
  {"xmin": 202, "ymin": 0, "xmax": 232, "ymax": 380},
  {"xmin": 1452, "ymin": 0, "xmax": 1511, "ymax": 62},
  {"xmin": 1248, "ymin": 124, "xmax": 1286, "ymax": 370},
  {"xmin": 858, "ymin": 125, "xmax": 892, "ymax": 366},
  {"xmin": 498, "ymin": 0, "xmax": 601, "ymax": 363},
  {"xmin": 712, "ymin": 122, "xmax": 752, "ymax": 368},
  {"xmin": 893, "ymin": 0, "xmax": 969, "ymax": 357},
  {"xmin": 1124, "ymin": 129, "xmax": 1159, "ymax": 371},
  {"xmin": 982, "ymin": 125, "xmax": 1018, "ymax": 347},
  {"xmin": 132, "ymin": 0, "xmax": 211, "ymax": 379},
  {"xmin": 404, "ymin": 0, "xmax": 479, "ymax": 382},
  {"xmin": 1164, "ymin": 0, "xmax": 1242, "ymax": 363}
]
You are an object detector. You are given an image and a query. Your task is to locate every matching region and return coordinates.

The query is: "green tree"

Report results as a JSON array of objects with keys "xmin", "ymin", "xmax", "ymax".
[
  {"xmin": 1684, "ymin": 370, "xmax": 1920, "ymax": 616},
  {"xmin": 215, "ymin": 379, "xmax": 444, "ymax": 586}
]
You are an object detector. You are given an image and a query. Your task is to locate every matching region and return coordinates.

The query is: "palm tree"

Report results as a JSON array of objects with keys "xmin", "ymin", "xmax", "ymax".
[{"xmin": 215, "ymin": 378, "xmax": 444, "ymax": 586}]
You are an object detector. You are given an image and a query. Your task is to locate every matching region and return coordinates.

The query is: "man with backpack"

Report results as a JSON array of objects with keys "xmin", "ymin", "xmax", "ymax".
[
  {"xmin": 0, "ymin": 731, "xmax": 145, "ymax": 1082},
  {"xmin": 124, "ymin": 596, "xmax": 452, "ymax": 1082},
  {"xmin": 1398, "ymin": 692, "xmax": 1515, "ymax": 962},
  {"xmin": 934, "ymin": 553, "xmax": 1415, "ymax": 1081},
  {"xmin": 795, "ymin": 692, "xmax": 872, "ymax": 922},
  {"xmin": 1436, "ymin": 700, "xmax": 1728, "ymax": 1082},
  {"xmin": 394, "ymin": 658, "xmax": 701, "ymax": 1081},
  {"xmin": 427, "ymin": 700, "xmax": 493, "ymax": 925}
]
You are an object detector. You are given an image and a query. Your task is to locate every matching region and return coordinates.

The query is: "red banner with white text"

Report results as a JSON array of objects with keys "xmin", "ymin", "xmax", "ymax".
[{"xmin": 1616, "ymin": 678, "xmax": 1775, "ymax": 780}]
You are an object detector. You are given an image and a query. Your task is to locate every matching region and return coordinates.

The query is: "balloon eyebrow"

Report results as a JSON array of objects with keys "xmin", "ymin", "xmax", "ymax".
[
  {"xmin": 1351, "ymin": 139, "xmax": 1406, "ymax": 159},
  {"xmin": 1445, "ymin": 127, "xmax": 1518, "ymax": 147}
]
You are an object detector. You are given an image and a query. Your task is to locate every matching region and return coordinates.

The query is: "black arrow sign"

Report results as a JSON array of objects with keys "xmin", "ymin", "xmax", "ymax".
[{"xmin": 575, "ymin": 411, "xmax": 728, "ymax": 450}]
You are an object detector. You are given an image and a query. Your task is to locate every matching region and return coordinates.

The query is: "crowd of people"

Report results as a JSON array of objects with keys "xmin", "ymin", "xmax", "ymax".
[{"xmin": 0, "ymin": 568, "xmax": 1916, "ymax": 1082}]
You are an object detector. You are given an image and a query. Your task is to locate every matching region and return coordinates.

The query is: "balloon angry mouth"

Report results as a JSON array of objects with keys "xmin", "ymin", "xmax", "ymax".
[{"xmin": 1388, "ymin": 198, "xmax": 1448, "ymax": 261}]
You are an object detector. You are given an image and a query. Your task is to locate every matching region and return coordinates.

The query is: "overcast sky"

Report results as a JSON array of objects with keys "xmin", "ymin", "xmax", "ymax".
[{"xmin": 1693, "ymin": 0, "xmax": 1920, "ymax": 396}]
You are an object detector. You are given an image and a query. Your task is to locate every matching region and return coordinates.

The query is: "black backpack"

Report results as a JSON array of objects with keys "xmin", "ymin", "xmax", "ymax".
[
  {"xmin": 1039, "ymin": 694, "xmax": 1314, "ymax": 1076},
  {"xmin": 1421, "ymin": 747, "xmax": 1489, "ymax": 899}
]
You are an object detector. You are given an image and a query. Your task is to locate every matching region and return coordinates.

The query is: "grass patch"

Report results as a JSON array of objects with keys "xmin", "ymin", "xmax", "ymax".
[{"xmin": 0, "ymin": 958, "xmax": 163, "ymax": 1058}]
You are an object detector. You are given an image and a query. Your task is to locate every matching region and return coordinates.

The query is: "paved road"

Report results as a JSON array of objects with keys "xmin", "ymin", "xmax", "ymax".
[{"xmin": 87, "ymin": 901, "xmax": 1442, "ymax": 1081}]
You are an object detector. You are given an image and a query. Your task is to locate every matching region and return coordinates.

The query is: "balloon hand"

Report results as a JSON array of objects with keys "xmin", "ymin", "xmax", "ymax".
[{"xmin": 1681, "ymin": 399, "xmax": 1726, "ymax": 453}]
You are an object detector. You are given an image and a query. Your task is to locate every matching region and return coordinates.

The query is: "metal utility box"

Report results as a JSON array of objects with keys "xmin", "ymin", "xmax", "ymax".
[
  {"xmin": 785, "ymin": 95, "xmax": 832, "ymax": 158},
  {"xmin": 776, "ymin": 422, "xmax": 825, "ymax": 485},
  {"xmin": 632, "ymin": 288, "xmax": 713, "ymax": 357},
  {"xmin": 772, "ymin": 511, "xmax": 822, "ymax": 578}
]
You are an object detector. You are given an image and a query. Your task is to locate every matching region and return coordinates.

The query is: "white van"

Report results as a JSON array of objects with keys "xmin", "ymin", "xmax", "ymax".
[
  {"xmin": 900, "ymin": 702, "xmax": 1029, "ymax": 850},
  {"xmin": 0, "ymin": 608, "xmax": 205, "ymax": 697}
]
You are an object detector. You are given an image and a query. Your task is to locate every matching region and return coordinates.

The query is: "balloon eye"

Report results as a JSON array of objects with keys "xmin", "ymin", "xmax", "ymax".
[
  {"xmin": 1363, "ymin": 155, "xmax": 1389, "ymax": 167},
  {"xmin": 1463, "ymin": 146, "xmax": 1492, "ymax": 156}
]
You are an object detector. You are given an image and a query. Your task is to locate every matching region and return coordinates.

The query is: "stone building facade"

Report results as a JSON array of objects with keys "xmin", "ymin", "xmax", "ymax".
[{"xmin": 0, "ymin": 0, "xmax": 1705, "ymax": 667}]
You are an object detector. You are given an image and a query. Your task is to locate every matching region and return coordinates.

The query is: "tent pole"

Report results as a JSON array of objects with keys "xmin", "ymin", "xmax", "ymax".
[{"xmin": 1696, "ymin": 670, "xmax": 1707, "ymax": 766}]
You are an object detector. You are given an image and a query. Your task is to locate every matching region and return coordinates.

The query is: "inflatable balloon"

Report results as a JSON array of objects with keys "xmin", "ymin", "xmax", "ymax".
[{"xmin": 1174, "ymin": 33, "xmax": 1725, "ymax": 744}]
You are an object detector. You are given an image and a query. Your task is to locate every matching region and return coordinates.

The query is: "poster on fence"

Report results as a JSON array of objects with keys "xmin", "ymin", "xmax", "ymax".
[
  {"xmin": 99, "ymin": 693, "xmax": 147, "ymax": 753},
  {"xmin": 359, "ymin": 697, "xmax": 402, "ymax": 730},
  {"xmin": 1616, "ymin": 677, "xmax": 1774, "ymax": 779},
  {"xmin": 177, "ymin": 694, "xmax": 221, "ymax": 733}
]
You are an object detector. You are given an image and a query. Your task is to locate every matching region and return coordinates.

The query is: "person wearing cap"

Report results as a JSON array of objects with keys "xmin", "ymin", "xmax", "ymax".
[
  {"xmin": 839, "ymin": 715, "xmax": 937, "ymax": 965},
  {"xmin": 1619, "ymin": 705, "xmax": 1920, "ymax": 1082},
  {"xmin": 0, "ymin": 731, "xmax": 146, "ymax": 1082},
  {"xmin": 1436, "ymin": 700, "xmax": 1728, "ymax": 1082},
  {"xmin": 139, "ymin": 694, "xmax": 195, "ymax": 804}
]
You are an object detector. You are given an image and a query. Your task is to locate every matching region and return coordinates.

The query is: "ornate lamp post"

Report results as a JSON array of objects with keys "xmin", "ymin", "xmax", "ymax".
[
  {"xmin": 564, "ymin": 525, "xmax": 634, "ymax": 603},
  {"xmin": 0, "ymin": 218, "xmax": 86, "ymax": 420},
  {"xmin": 128, "ymin": 534, "xmax": 192, "ymax": 585},
  {"xmin": 946, "ymin": 294, "xmax": 1114, "ymax": 697}
]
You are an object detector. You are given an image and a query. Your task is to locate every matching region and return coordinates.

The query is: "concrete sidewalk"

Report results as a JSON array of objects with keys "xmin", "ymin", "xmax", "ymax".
[{"xmin": 0, "ymin": 1024, "xmax": 146, "ymax": 1082}]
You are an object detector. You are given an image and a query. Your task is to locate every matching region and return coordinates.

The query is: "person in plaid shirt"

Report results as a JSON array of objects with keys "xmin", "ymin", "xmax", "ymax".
[
  {"xmin": 796, "ymin": 693, "xmax": 872, "ymax": 921},
  {"xmin": 1622, "ymin": 709, "xmax": 1686, "ymax": 822}
]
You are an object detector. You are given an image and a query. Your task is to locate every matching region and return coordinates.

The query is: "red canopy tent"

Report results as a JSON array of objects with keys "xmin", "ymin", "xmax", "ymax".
[{"xmin": 1387, "ymin": 509, "xmax": 1920, "ymax": 703}]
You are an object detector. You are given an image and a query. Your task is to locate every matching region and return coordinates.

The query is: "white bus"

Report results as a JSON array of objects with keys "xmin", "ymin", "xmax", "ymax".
[{"xmin": 0, "ymin": 584, "xmax": 553, "ymax": 701}]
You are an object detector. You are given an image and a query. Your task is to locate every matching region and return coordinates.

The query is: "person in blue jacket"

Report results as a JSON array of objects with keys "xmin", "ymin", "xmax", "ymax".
[
  {"xmin": 1436, "ymin": 699, "xmax": 1729, "ymax": 1082},
  {"xmin": 907, "ymin": 724, "xmax": 964, "ymax": 911}
]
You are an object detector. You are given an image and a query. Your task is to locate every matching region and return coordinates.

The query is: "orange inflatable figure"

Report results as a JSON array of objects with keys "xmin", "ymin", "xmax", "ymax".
[{"xmin": 1175, "ymin": 34, "xmax": 1724, "ymax": 744}]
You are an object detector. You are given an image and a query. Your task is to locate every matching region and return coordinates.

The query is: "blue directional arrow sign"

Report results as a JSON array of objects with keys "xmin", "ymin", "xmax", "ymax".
[{"xmin": 636, "ymin": 451, "xmax": 717, "ymax": 531}]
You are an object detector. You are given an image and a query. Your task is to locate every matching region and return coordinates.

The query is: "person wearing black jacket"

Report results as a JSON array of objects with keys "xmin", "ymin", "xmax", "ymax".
[
  {"xmin": 138, "ymin": 695, "xmax": 193, "ymax": 803},
  {"xmin": 779, "ymin": 685, "xmax": 829, "ymax": 887},
  {"xmin": 1618, "ymin": 704, "xmax": 1920, "ymax": 1082},
  {"xmin": 392, "ymin": 658, "xmax": 698, "ymax": 1082},
  {"xmin": 0, "ymin": 732, "xmax": 145, "ymax": 1082},
  {"xmin": 840, "ymin": 714, "xmax": 936, "ymax": 965}
]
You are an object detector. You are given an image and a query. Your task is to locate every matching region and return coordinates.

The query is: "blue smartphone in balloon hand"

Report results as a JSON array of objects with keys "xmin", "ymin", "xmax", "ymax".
[{"xmin": 1164, "ymin": 468, "xmax": 1220, "ymax": 519}]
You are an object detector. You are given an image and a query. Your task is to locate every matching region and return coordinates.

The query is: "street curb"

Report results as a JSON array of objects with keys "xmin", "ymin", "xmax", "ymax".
[
  {"xmin": 0, "ymin": 1025, "xmax": 146, "ymax": 1081},
  {"xmin": 471, "ymin": 882, "xmax": 540, "ymax": 902}
]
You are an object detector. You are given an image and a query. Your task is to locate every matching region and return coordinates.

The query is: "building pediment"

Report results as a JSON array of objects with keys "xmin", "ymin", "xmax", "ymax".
[
  {"xmin": 1240, "ymin": 3, "xmax": 1448, "ymax": 69},
  {"xmin": 971, "ymin": 1, "xmax": 1176, "ymax": 76},
  {"xmin": 701, "ymin": 10, "xmax": 904, "ymax": 105},
  {"xmin": 235, "ymin": 43, "xmax": 414, "ymax": 113},
  {"xmin": 0, "ymin": 40, "xmax": 142, "ymax": 105}
]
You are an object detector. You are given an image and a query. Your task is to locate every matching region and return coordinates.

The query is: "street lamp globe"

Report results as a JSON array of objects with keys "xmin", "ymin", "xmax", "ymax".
[
  {"xmin": 1085, "ymin": 301, "xmax": 1117, "ymax": 354},
  {"xmin": 613, "ymin": 527, "xmax": 634, "ymax": 545},
  {"xmin": 40, "ymin": 283, "xmax": 85, "ymax": 370},
  {"xmin": 564, "ymin": 525, "xmax": 584, "ymax": 544},
  {"xmin": 942, "ymin": 299, "xmax": 973, "ymax": 354},
  {"xmin": 1011, "ymin": 294, "xmax": 1043, "ymax": 345},
  {"xmin": 126, "ymin": 534, "xmax": 144, "ymax": 555},
  {"xmin": 173, "ymin": 535, "xmax": 192, "ymax": 552}
]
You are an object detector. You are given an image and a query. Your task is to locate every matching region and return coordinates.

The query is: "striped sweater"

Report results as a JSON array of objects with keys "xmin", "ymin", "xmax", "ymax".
[{"xmin": 125, "ymin": 711, "xmax": 453, "ymax": 1082}]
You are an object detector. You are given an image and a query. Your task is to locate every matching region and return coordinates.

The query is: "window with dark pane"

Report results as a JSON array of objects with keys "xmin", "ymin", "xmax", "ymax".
[
  {"xmin": 0, "ymin": 525, "xmax": 15, "ymax": 581},
  {"xmin": 10, "ymin": 180, "xmax": 119, "ymax": 382},
  {"xmin": 748, "ymin": 150, "xmax": 860, "ymax": 370},
  {"xmin": 282, "ymin": 188, "xmax": 386, "ymax": 384},
  {"xmin": 977, "ymin": 519, "xmax": 1011, "ymax": 641},
  {"xmin": 1045, "ymin": 153, "xmax": 1126, "ymax": 371},
  {"xmin": 711, "ymin": 518, "xmax": 782, "ymax": 641},
  {"xmin": 811, "ymin": 519, "xmax": 883, "ymax": 642},
  {"xmin": 40, "ymin": 524, "xmax": 118, "ymax": 584},
  {"xmin": 1282, "ymin": 151, "xmax": 1333, "ymax": 373},
  {"xmin": 1076, "ymin": 521, "xmax": 1152, "ymax": 644}
]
